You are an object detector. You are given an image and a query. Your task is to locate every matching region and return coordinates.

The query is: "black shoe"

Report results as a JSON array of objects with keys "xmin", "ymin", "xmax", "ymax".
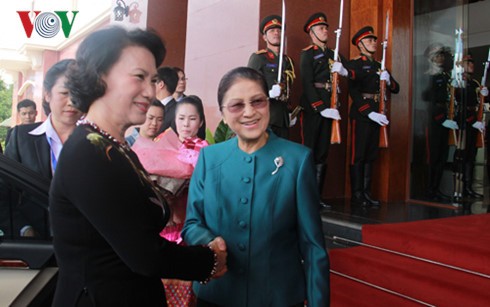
[
  {"xmin": 426, "ymin": 190, "xmax": 451, "ymax": 202},
  {"xmin": 364, "ymin": 192, "xmax": 380, "ymax": 206},
  {"xmin": 436, "ymin": 191, "xmax": 452, "ymax": 202},
  {"xmin": 320, "ymin": 199, "xmax": 332, "ymax": 210},
  {"xmin": 463, "ymin": 188, "xmax": 483, "ymax": 199},
  {"xmin": 351, "ymin": 193, "xmax": 369, "ymax": 207}
]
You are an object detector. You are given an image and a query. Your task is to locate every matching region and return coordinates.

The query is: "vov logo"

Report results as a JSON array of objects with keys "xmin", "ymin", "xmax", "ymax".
[{"xmin": 17, "ymin": 11, "xmax": 79, "ymax": 38}]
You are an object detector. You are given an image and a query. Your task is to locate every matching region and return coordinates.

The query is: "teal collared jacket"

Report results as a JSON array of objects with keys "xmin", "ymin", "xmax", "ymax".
[{"xmin": 182, "ymin": 132, "xmax": 330, "ymax": 307}]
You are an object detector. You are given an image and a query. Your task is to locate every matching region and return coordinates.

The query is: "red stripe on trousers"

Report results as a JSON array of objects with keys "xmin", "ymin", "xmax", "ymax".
[{"xmin": 351, "ymin": 120, "xmax": 356, "ymax": 165}]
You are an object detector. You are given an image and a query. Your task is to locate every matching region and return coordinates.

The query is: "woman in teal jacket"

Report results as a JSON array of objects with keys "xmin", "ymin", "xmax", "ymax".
[{"xmin": 182, "ymin": 67, "xmax": 329, "ymax": 307}]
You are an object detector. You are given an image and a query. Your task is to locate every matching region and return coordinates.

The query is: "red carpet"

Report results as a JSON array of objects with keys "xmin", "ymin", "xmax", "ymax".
[{"xmin": 330, "ymin": 214, "xmax": 490, "ymax": 306}]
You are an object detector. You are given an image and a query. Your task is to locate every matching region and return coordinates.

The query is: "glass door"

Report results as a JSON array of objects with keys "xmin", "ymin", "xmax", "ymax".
[{"xmin": 411, "ymin": 0, "xmax": 490, "ymax": 213}]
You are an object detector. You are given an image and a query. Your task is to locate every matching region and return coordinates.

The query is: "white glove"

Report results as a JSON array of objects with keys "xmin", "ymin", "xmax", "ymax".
[
  {"xmin": 472, "ymin": 121, "xmax": 485, "ymax": 132},
  {"xmin": 380, "ymin": 70, "xmax": 391, "ymax": 86},
  {"xmin": 331, "ymin": 61, "xmax": 348, "ymax": 77},
  {"xmin": 481, "ymin": 87, "xmax": 489, "ymax": 97},
  {"xmin": 451, "ymin": 78, "xmax": 461, "ymax": 88},
  {"xmin": 320, "ymin": 108, "xmax": 341, "ymax": 120},
  {"xmin": 442, "ymin": 119, "xmax": 459, "ymax": 130},
  {"xmin": 484, "ymin": 103, "xmax": 490, "ymax": 112},
  {"xmin": 268, "ymin": 84, "xmax": 281, "ymax": 99},
  {"xmin": 289, "ymin": 113, "xmax": 297, "ymax": 127},
  {"xmin": 368, "ymin": 112, "xmax": 389, "ymax": 126}
]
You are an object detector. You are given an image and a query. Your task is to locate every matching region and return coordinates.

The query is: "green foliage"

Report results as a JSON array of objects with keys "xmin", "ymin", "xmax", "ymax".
[
  {"xmin": 205, "ymin": 128, "xmax": 215, "ymax": 145},
  {"xmin": 214, "ymin": 119, "xmax": 235, "ymax": 143},
  {"xmin": 0, "ymin": 80, "xmax": 13, "ymax": 145}
]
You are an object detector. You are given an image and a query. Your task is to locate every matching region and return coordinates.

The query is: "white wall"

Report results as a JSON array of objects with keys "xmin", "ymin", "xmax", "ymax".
[{"xmin": 184, "ymin": 0, "xmax": 260, "ymax": 133}]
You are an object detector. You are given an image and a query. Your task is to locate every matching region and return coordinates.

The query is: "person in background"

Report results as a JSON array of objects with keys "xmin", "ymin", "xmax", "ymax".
[
  {"xmin": 126, "ymin": 99, "xmax": 164, "ymax": 146},
  {"xmin": 5, "ymin": 99, "xmax": 39, "ymax": 145},
  {"xmin": 422, "ymin": 43, "xmax": 455, "ymax": 202},
  {"xmin": 457, "ymin": 55, "xmax": 488, "ymax": 198},
  {"xmin": 155, "ymin": 66, "xmax": 179, "ymax": 135},
  {"xmin": 300, "ymin": 12, "xmax": 351, "ymax": 209},
  {"xmin": 49, "ymin": 26, "xmax": 226, "ymax": 306},
  {"xmin": 182, "ymin": 67, "xmax": 329, "ymax": 306},
  {"xmin": 172, "ymin": 67, "xmax": 207, "ymax": 139},
  {"xmin": 173, "ymin": 67, "xmax": 187, "ymax": 102},
  {"xmin": 17, "ymin": 98, "xmax": 38, "ymax": 124},
  {"xmin": 4, "ymin": 59, "xmax": 82, "ymax": 238},
  {"xmin": 248, "ymin": 14, "xmax": 296, "ymax": 139},
  {"xmin": 347, "ymin": 26, "xmax": 399, "ymax": 207},
  {"xmin": 132, "ymin": 95, "xmax": 208, "ymax": 306}
]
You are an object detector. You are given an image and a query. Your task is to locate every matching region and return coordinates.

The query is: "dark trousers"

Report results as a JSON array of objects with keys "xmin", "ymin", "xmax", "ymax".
[
  {"xmin": 463, "ymin": 127, "xmax": 478, "ymax": 163},
  {"xmin": 301, "ymin": 109, "xmax": 332, "ymax": 164},
  {"xmin": 269, "ymin": 99, "xmax": 290, "ymax": 139},
  {"xmin": 426, "ymin": 122, "xmax": 449, "ymax": 193},
  {"xmin": 350, "ymin": 119, "xmax": 379, "ymax": 198},
  {"xmin": 350, "ymin": 119, "xmax": 379, "ymax": 166}
]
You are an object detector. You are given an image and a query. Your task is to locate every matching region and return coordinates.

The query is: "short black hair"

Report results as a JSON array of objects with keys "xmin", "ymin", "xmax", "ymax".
[
  {"xmin": 150, "ymin": 99, "xmax": 165, "ymax": 110},
  {"xmin": 67, "ymin": 26, "xmax": 166, "ymax": 113},
  {"xmin": 176, "ymin": 95, "xmax": 206, "ymax": 124},
  {"xmin": 17, "ymin": 99, "xmax": 36, "ymax": 111},
  {"xmin": 157, "ymin": 67, "xmax": 178, "ymax": 95},
  {"xmin": 217, "ymin": 67, "xmax": 268, "ymax": 110},
  {"xmin": 42, "ymin": 59, "xmax": 76, "ymax": 115},
  {"xmin": 172, "ymin": 67, "xmax": 185, "ymax": 76}
]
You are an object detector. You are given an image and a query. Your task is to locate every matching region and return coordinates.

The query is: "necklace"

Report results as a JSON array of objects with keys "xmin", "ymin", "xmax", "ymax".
[{"xmin": 77, "ymin": 118, "xmax": 130, "ymax": 151}]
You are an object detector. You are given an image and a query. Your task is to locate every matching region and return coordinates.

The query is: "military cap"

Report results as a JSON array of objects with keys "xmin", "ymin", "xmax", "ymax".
[
  {"xmin": 424, "ymin": 42, "xmax": 445, "ymax": 59},
  {"xmin": 304, "ymin": 12, "xmax": 328, "ymax": 33},
  {"xmin": 260, "ymin": 15, "xmax": 282, "ymax": 34},
  {"xmin": 352, "ymin": 26, "xmax": 377, "ymax": 45}
]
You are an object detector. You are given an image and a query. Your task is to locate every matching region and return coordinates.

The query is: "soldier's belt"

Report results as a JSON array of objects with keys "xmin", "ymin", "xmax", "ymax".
[
  {"xmin": 314, "ymin": 82, "xmax": 332, "ymax": 90},
  {"xmin": 361, "ymin": 93, "xmax": 379, "ymax": 102}
]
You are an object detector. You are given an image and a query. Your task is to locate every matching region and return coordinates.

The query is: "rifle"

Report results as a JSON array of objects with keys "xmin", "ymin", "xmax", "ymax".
[
  {"xmin": 290, "ymin": 105, "xmax": 304, "ymax": 120},
  {"xmin": 329, "ymin": 0, "xmax": 344, "ymax": 144},
  {"xmin": 378, "ymin": 11, "xmax": 389, "ymax": 148},
  {"xmin": 475, "ymin": 47, "xmax": 490, "ymax": 148},
  {"xmin": 276, "ymin": 0, "xmax": 286, "ymax": 85},
  {"xmin": 448, "ymin": 86, "xmax": 457, "ymax": 146},
  {"xmin": 453, "ymin": 129, "xmax": 465, "ymax": 202},
  {"xmin": 448, "ymin": 28, "xmax": 464, "ymax": 146}
]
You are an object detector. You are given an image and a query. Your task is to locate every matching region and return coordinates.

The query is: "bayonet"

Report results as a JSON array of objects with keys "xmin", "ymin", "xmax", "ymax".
[{"xmin": 276, "ymin": 0, "xmax": 286, "ymax": 84}]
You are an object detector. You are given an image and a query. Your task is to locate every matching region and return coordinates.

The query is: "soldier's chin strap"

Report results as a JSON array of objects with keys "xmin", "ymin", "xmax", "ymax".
[
  {"xmin": 267, "ymin": 39, "xmax": 281, "ymax": 48},
  {"xmin": 311, "ymin": 28, "xmax": 327, "ymax": 45},
  {"xmin": 360, "ymin": 40, "xmax": 375, "ymax": 55}
]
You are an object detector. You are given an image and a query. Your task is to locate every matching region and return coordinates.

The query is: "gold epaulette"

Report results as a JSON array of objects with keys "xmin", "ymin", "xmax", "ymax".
[
  {"xmin": 302, "ymin": 45, "xmax": 314, "ymax": 51},
  {"xmin": 255, "ymin": 49, "xmax": 267, "ymax": 54}
]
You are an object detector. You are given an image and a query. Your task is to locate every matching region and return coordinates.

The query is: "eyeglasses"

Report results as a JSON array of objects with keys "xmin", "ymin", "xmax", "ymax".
[
  {"xmin": 179, "ymin": 77, "xmax": 188, "ymax": 81},
  {"xmin": 221, "ymin": 97, "xmax": 269, "ymax": 113}
]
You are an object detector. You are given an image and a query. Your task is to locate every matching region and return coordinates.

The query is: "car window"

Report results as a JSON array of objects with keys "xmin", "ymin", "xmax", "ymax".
[{"xmin": 0, "ymin": 154, "xmax": 52, "ymax": 269}]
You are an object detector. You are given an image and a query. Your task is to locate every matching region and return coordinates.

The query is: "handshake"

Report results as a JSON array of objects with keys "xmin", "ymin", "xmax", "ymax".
[{"xmin": 207, "ymin": 236, "xmax": 228, "ymax": 279}]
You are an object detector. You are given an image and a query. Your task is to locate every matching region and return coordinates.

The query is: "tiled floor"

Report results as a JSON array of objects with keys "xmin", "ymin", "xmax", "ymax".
[
  {"xmin": 320, "ymin": 197, "xmax": 489, "ymax": 249},
  {"xmin": 322, "ymin": 197, "xmax": 488, "ymax": 226}
]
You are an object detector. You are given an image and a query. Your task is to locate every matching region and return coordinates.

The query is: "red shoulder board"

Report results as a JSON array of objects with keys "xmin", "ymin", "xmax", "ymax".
[{"xmin": 302, "ymin": 45, "xmax": 314, "ymax": 51}]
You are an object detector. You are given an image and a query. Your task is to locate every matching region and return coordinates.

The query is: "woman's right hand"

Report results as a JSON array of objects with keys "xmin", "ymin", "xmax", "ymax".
[{"xmin": 208, "ymin": 236, "xmax": 227, "ymax": 278}]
